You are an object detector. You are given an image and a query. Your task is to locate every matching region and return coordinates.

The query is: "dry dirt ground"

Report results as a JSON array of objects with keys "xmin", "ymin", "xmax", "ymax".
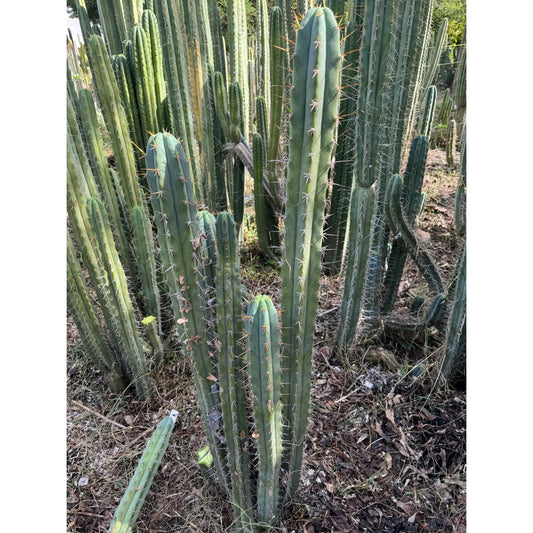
[{"xmin": 66, "ymin": 148, "xmax": 465, "ymax": 533}]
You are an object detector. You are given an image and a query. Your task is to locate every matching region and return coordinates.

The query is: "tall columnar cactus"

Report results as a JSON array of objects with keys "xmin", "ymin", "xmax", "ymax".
[
  {"xmin": 95, "ymin": 0, "xmax": 123, "ymax": 55},
  {"xmin": 455, "ymin": 124, "xmax": 466, "ymax": 236},
  {"xmin": 87, "ymin": 198, "xmax": 153, "ymax": 400},
  {"xmin": 437, "ymin": 87, "xmax": 453, "ymax": 125},
  {"xmin": 76, "ymin": 88, "xmax": 138, "ymax": 287},
  {"xmin": 226, "ymin": 0, "xmax": 250, "ymax": 139},
  {"xmin": 381, "ymin": 135, "xmax": 430, "ymax": 313},
  {"xmin": 420, "ymin": 85, "xmax": 437, "ymax": 138},
  {"xmin": 132, "ymin": 24, "xmax": 159, "ymax": 142},
  {"xmin": 112, "ymin": 53, "xmax": 145, "ymax": 154},
  {"xmin": 87, "ymin": 34, "xmax": 144, "ymax": 212},
  {"xmin": 86, "ymin": 197, "xmax": 154, "ymax": 401},
  {"xmin": 154, "ymin": 0, "xmax": 202, "ymax": 202},
  {"xmin": 142, "ymin": 9, "xmax": 170, "ymax": 130},
  {"xmin": 440, "ymin": 244, "xmax": 466, "ymax": 382},
  {"xmin": 384, "ymin": 174, "xmax": 444, "ymax": 296},
  {"xmin": 108, "ymin": 410, "xmax": 178, "ymax": 533},
  {"xmin": 214, "ymin": 213, "xmax": 253, "ymax": 530},
  {"xmin": 422, "ymin": 17, "xmax": 448, "ymax": 92},
  {"xmin": 336, "ymin": 0, "xmax": 435, "ymax": 356},
  {"xmin": 130, "ymin": 205, "xmax": 161, "ymax": 323},
  {"xmin": 322, "ymin": 2, "xmax": 365, "ymax": 275},
  {"xmin": 253, "ymin": 132, "xmax": 278, "ymax": 259},
  {"xmin": 67, "ymin": 234, "xmax": 124, "ymax": 390},
  {"xmin": 145, "ymin": 132, "xmax": 228, "ymax": 490},
  {"xmin": 267, "ymin": 6, "xmax": 287, "ymax": 212},
  {"xmin": 245, "ymin": 295, "xmax": 282, "ymax": 525},
  {"xmin": 229, "ymin": 82, "xmax": 245, "ymax": 232},
  {"xmin": 280, "ymin": 6, "xmax": 341, "ymax": 498},
  {"xmin": 446, "ymin": 119, "xmax": 457, "ymax": 169}
]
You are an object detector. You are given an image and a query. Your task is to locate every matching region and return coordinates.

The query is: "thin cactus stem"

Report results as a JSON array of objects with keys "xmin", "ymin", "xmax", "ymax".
[
  {"xmin": 87, "ymin": 34, "xmax": 144, "ymax": 212},
  {"xmin": 130, "ymin": 205, "xmax": 161, "ymax": 322},
  {"xmin": 214, "ymin": 213, "xmax": 253, "ymax": 530},
  {"xmin": 455, "ymin": 124, "xmax": 466, "ymax": 236},
  {"xmin": 420, "ymin": 85, "xmax": 437, "ymax": 138},
  {"xmin": 440, "ymin": 244, "xmax": 466, "ymax": 382},
  {"xmin": 67, "ymin": 234, "xmax": 124, "ymax": 388},
  {"xmin": 384, "ymin": 174, "xmax": 444, "ymax": 296},
  {"xmin": 86, "ymin": 197, "xmax": 154, "ymax": 401},
  {"xmin": 446, "ymin": 119, "xmax": 457, "ymax": 169},
  {"xmin": 246, "ymin": 295, "xmax": 283, "ymax": 525}
]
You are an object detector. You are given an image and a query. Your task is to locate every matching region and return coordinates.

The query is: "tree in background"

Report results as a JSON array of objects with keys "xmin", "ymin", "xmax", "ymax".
[{"xmin": 433, "ymin": 0, "xmax": 466, "ymax": 47}]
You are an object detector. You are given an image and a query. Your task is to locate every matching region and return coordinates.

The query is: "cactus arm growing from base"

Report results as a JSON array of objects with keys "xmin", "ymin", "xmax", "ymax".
[
  {"xmin": 108, "ymin": 411, "xmax": 178, "ymax": 533},
  {"xmin": 246, "ymin": 295, "xmax": 282, "ymax": 525},
  {"xmin": 280, "ymin": 6, "xmax": 341, "ymax": 499},
  {"xmin": 385, "ymin": 174, "xmax": 444, "ymax": 296},
  {"xmin": 214, "ymin": 213, "xmax": 253, "ymax": 529},
  {"xmin": 381, "ymin": 134, "xmax": 429, "ymax": 313}
]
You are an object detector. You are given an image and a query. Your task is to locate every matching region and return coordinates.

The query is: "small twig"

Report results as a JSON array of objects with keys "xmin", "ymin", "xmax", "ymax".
[
  {"xmin": 71, "ymin": 400, "xmax": 127, "ymax": 430},
  {"xmin": 317, "ymin": 306, "xmax": 338, "ymax": 318},
  {"xmin": 70, "ymin": 510, "xmax": 107, "ymax": 519},
  {"xmin": 125, "ymin": 426, "xmax": 154, "ymax": 448}
]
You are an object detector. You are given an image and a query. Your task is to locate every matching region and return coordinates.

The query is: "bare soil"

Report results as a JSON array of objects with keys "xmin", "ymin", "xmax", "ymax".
[{"xmin": 67, "ymin": 148, "xmax": 465, "ymax": 533}]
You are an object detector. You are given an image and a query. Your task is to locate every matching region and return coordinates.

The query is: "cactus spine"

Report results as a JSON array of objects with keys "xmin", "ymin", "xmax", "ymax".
[
  {"xmin": 215, "ymin": 213, "xmax": 253, "ymax": 530},
  {"xmin": 108, "ymin": 411, "xmax": 178, "ymax": 533},
  {"xmin": 246, "ymin": 295, "xmax": 282, "ymax": 524},
  {"xmin": 280, "ymin": 7, "xmax": 341, "ymax": 498}
]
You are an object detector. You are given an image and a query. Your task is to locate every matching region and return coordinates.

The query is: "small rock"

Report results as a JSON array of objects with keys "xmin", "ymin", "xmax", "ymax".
[{"xmin": 124, "ymin": 415, "xmax": 134, "ymax": 426}]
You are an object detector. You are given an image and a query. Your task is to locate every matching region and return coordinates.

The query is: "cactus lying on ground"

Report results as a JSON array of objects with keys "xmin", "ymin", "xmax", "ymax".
[{"xmin": 108, "ymin": 410, "xmax": 178, "ymax": 533}]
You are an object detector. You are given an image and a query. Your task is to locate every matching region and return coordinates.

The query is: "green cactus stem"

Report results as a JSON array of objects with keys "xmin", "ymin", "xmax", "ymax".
[
  {"xmin": 214, "ymin": 213, "xmax": 253, "ymax": 530},
  {"xmin": 145, "ymin": 132, "xmax": 228, "ymax": 491},
  {"xmin": 381, "ymin": 134, "xmax": 429, "ymax": 313},
  {"xmin": 108, "ymin": 410, "xmax": 178, "ymax": 533},
  {"xmin": 67, "ymin": 234, "xmax": 124, "ymax": 390},
  {"xmin": 246, "ymin": 295, "xmax": 283, "ymax": 525},
  {"xmin": 86, "ymin": 197, "xmax": 153, "ymax": 401},
  {"xmin": 440, "ymin": 244, "xmax": 466, "ymax": 382},
  {"xmin": 455, "ymin": 124, "xmax": 466, "ymax": 236},
  {"xmin": 384, "ymin": 174, "xmax": 444, "ymax": 296},
  {"xmin": 130, "ymin": 205, "xmax": 161, "ymax": 323},
  {"xmin": 420, "ymin": 85, "xmax": 437, "ymax": 138},
  {"xmin": 446, "ymin": 119, "xmax": 457, "ymax": 169},
  {"xmin": 280, "ymin": 6, "xmax": 341, "ymax": 499},
  {"xmin": 88, "ymin": 34, "xmax": 144, "ymax": 212}
]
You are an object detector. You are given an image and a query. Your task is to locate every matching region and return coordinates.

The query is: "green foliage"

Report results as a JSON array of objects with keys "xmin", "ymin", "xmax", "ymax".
[{"xmin": 433, "ymin": 0, "xmax": 466, "ymax": 47}]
